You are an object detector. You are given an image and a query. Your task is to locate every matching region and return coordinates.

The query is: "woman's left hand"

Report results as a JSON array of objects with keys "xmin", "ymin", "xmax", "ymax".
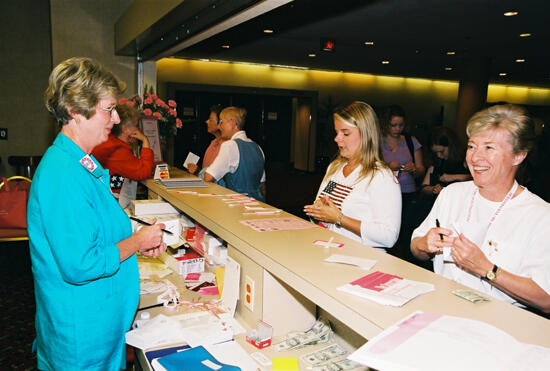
[
  {"xmin": 451, "ymin": 234, "xmax": 492, "ymax": 277},
  {"xmin": 304, "ymin": 196, "xmax": 340, "ymax": 224}
]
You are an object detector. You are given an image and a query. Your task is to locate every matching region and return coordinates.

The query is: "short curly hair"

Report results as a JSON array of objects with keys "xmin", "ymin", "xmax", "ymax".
[
  {"xmin": 44, "ymin": 57, "xmax": 126, "ymax": 126},
  {"xmin": 466, "ymin": 104, "xmax": 535, "ymax": 154}
]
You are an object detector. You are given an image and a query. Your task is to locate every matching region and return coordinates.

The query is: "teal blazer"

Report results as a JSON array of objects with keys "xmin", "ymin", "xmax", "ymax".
[{"xmin": 27, "ymin": 133, "xmax": 139, "ymax": 370}]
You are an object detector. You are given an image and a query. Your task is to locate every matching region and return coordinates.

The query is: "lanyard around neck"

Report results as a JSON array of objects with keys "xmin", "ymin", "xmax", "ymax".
[{"xmin": 466, "ymin": 180, "xmax": 518, "ymax": 227}]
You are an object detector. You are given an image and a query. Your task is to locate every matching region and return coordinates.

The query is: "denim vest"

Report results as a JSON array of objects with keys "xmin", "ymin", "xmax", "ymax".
[{"xmin": 223, "ymin": 138, "xmax": 265, "ymax": 202}]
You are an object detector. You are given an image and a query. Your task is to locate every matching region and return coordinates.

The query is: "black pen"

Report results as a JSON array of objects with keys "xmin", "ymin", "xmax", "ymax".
[
  {"xmin": 435, "ymin": 218, "xmax": 444, "ymax": 241},
  {"xmin": 129, "ymin": 216, "xmax": 174, "ymax": 235}
]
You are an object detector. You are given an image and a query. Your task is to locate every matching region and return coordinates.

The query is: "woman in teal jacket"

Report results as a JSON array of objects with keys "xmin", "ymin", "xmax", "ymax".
[{"xmin": 28, "ymin": 57, "xmax": 167, "ymax": 370}]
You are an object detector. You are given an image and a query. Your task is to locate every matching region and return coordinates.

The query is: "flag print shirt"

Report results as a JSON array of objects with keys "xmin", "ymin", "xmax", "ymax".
[{"xmin": 315, "ymin": 162, "xmax": 402, "ymax": 248}]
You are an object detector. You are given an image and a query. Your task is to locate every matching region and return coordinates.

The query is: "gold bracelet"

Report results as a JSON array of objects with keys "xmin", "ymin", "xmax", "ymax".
[{"xmin": 336, "ymin": 212, "xmax": 343, "ymax": 228}]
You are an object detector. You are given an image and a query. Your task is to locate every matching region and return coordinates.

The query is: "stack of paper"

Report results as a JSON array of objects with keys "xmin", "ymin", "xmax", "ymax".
[
  {"xmin": 337, "ymin": 271, "xmax": 434, "ymax": 306},
  {"xmin": 159, "ymin": 177, "xmax": 208, "ymax": 188},
  {"xmin": 349, "ymin": 311, "xmax": 550, "ymax": 371}
]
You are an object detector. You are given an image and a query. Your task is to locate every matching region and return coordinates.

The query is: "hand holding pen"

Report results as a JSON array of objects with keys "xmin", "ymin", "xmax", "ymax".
[{"xmin": 428, "ymin": 218, "xmax": 454, "ymax": 254}]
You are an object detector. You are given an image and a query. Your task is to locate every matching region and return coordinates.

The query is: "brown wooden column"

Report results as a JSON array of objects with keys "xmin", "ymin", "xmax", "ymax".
[{"xmin": 455, "ymin": 57, "xmax": 491, "ymax": 143}]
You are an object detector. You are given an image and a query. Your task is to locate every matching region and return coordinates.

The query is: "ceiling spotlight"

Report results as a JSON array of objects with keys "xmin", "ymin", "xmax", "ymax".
[
  {"xmin": 445, "ymin": 67, "xmax": 452, "ymax": 71},
  {"xmin": 519, "ymin": 33, "xmax": 532, "ymax": 37},
  {"xmin": 364, "ymin": 41, "xmax": 374, "ymax": 45},
  {"xmin": 263, "ymin": 29, "xmax": 274, "ymax": 33},
  {"xmin": 381, "ymin": 60, "xmax": 390, "ymax": 64},
  {"xmin": 221, "ymin": 45, "xmax": 230, "ymax": 49},
  {"xmin": 446, "ymin": 51, "xmax": 456, "ymax": 55},
  {"xmin": 499, "ymin": 72, "xmax": 507, "ymax": 76},
  {"xmin": 308, "ymin": 53, "xmax": 316, "ymax": 57},
  {"xmin": 504, "ymin": 11, "xmax": 518, "ymax": 16},
  {"xmin": 515, "ymin": 58, "xmax": 525, "ymax": 62}
]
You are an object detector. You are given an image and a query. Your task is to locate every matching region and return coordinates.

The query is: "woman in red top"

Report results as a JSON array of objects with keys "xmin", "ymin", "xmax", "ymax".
[{"xmin": 92, "ymin": 104, "xmax": 154, "ymax": 197}]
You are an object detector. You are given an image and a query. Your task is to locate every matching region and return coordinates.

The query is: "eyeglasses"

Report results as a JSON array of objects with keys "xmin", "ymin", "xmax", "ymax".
[{"xmin": 99, "ymin": 106, "xmax": 117, "ymax": 116}]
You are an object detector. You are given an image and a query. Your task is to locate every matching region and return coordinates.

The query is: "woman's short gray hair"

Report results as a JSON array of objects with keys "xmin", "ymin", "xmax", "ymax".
[
  {"xmin": 44, "ymin": 57, "xmax": 126, "ymax": 126},
  {"xmin": 466, "ymin": 104, "xmax": 535, "ymax": 154}
]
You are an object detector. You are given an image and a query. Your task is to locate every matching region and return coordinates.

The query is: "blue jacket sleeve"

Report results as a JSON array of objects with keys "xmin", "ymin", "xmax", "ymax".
[{"xmin": 36, "ymin": 167, "xmax": 121, "ymax": 284}]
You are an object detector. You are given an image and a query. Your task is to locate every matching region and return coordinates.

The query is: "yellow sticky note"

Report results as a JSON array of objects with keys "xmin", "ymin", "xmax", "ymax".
[
  {"xmin": 272, "ymin": 357, "xmax": 299, "ymax": 371},
  {"xmin": 214, "ymin": 266, "xmax": 225, "ymax": 296}
]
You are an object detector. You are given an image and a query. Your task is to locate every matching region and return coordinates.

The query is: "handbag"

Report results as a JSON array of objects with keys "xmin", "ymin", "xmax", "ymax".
[{"xmin": 0, "ymin": 176, "xmax": 31, "ymax": 229}]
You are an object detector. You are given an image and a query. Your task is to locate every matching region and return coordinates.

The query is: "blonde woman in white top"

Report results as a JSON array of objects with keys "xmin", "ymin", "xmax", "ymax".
[{"xmin": 304, "ymin": 101, "xmax": 401, "ymax": 249}]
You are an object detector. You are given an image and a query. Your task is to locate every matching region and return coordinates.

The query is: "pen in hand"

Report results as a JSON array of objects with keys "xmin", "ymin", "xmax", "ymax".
[
  {"xmin": 129, "ymin": 216, "xmax": 174, "ymax": 235},
  {"xmin": 435, "ymin": 218, "xmax": 444, "ymax": 242}
]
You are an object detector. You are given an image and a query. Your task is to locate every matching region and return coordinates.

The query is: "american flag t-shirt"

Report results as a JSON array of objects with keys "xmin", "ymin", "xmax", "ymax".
[{"xmin": 320, "ymin": 180, "xmax": 353, "ymax": 210}]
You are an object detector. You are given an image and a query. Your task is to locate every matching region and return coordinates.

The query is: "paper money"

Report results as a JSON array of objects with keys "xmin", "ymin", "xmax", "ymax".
[
  {"xmin": 274, "ymin": 320, "xmax": 333, "ymax": 351},
  {"xmin": 302, "ymin": 344, "xmax": 347, "ymax": 365},
  {"xmin": 311, "ymin": 358, "xmax": 362, "ymax": 371},
  {"xmin": 453, "ymin": 289, "xmax": 490, "ymax": 303}
]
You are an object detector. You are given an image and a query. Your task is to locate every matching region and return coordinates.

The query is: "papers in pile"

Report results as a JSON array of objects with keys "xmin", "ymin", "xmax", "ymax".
[
  {"xmin": 349, "ymin": 311, "xmax": 550, "ymax": 371},
  {"xmin": 337, "ymin": 271, "xmax": 435, "ymax": 307}
]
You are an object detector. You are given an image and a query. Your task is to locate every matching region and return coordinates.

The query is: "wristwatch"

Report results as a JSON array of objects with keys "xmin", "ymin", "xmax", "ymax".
[
  {"xmin": 336, "ymin": 212, "xmax": 343, "ymax": 228},
  {"xmin": 485, "ymin": 264, "xmax": 499, "ymax": 281}
]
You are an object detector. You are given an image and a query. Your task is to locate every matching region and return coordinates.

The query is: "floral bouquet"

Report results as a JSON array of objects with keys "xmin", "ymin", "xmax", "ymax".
[{"xmin": 120, "ymin": 92, "xmax": 182, "ymax": 137}]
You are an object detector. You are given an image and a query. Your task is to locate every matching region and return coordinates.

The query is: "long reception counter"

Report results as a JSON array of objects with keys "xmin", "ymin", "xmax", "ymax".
[{"xmin": 142, "ymin": 173, "xmax": 550, "ymax": 348}]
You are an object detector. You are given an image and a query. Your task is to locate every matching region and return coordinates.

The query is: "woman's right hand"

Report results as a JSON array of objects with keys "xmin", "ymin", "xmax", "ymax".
[
  {"xmin": 388, "ymin": 161, "xmax": 402, "ymax": 171},
  {"xmin": 413, "ymin": 227, "xmax": 455, "ymax": 257},
  {"xmin": 187, "ymin": 163, "xmax": 198, "ymax": 174},
  {"xmin": 134, "ymin": 219, "xmax": 166, "ymax": 252},
  {"xmin": 129, "ymin": 128, "xmax": 151, "ymax": 148}
]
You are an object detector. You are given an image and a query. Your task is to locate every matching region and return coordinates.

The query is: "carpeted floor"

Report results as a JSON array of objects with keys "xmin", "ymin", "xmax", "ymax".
[{"xmin": 0, "ymin": 240, "xmax": 36, "ymax": 370}]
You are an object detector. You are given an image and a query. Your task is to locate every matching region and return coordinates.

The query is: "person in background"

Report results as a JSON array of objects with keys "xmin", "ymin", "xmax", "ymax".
[
  {"xmin": 186, "ymin": 104, "xmax": 226, "ymax": 186},
  {"xmin": 304, "ymin": 101, "xmax": 401, "ymax": 249},
  {"xmin": 411, "ymin": 104, "xmax": 550, "ymax": 313},
  {"xmin": 420, "ymin": 126, "xmax": 471, "ymax": 199},
  {"xmin": 204, "ymin": 106, "xmax": 266, "ymax": 202},
  {"xmin": 28, "ymin": 57, "xmax": 166, "ymax": 370},
  {"xmin": 382, "ymin": 105, "xmax": 425, "ymax": 192},
  {"xmin": 381, "ymin": 105, "xmax": 425, "ymax": 262},
  {"xmin": 92, "ymin": 103, "xmax": 155, "ymax": 198}
]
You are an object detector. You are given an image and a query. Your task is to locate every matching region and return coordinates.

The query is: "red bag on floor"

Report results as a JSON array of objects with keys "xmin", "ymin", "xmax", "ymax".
[{"xmin": 0, "ymin": 177, "xmax": 31, "ymax": 228}]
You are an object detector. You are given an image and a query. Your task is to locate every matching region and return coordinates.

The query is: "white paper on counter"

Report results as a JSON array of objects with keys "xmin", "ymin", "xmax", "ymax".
[
  {"xmin": 349, "ymin": 311, "xmax": 550, "ymax": 371},
  {"xmin": 324, "ymin": 254, "xmax": 376, "ymax": 270}
]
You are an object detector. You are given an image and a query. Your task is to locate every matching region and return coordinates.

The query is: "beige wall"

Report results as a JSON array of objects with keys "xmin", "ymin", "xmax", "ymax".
[
  {"xmin": 1, "ymin": 0, "xmax": 137, "ymax": 177},
  {"xmin": 50, "ymin": 0, "xmax": 136, "ymax": 95},
  {"xmin": 1, "ymin": 0, "xmax": 53, "ymax": 177}
]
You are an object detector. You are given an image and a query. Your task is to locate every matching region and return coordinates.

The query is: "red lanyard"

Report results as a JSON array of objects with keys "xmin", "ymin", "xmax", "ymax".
[{"xmin": 466, "ymin": 181, "xmax": 518, "ymax": 227}]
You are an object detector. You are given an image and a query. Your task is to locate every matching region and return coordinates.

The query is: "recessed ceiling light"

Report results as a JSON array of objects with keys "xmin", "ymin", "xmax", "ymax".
[
  {"xmin": 221, "ymin": 45, "xmax": 230, "ymax": 49},
  {"xmin": 308, "ymin": 53, "xmax": 316, "ymax": 57},
  {"xmin": 445, "ymin": 67, "xmax": 452, "ymax": 71},
  {"xmin": 446, "ymin": 51, "xmax": 456, "ymax": 55},
  {"xmin": 519, "ymin": 33, "xmax": 532, "ymax": 37},
  {"xmin": 381, "ymin": 60, "xmax": 390, "ymax": 64},
  {"xmin": 515, "ymin": 58, "xmax": 525, "ymax": 62},
  {"xmin": 364, "ymin": 41, "xmax": 374, "ymax": 45},
  {"xmin": 263, "ymin": 29, "xmax": 274, "ymax": 33},
  {"xmin": 504, "ymin": 11, "xmax": 518, "ymax": 16},
  {"xmin": 499, "ymin": 72, "xmax": 507, "ymax": 76}
]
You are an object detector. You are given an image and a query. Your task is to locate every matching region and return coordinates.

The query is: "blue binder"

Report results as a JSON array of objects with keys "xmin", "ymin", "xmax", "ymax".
[{"xmin": 157, "ymin": 345, "xmax": 242, "ymax": 371}]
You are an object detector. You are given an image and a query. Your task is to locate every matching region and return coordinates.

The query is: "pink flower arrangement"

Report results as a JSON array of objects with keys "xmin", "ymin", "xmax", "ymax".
[{"xmin": 121, "ymin": 91, "xmax": 182, "ymax": 137}]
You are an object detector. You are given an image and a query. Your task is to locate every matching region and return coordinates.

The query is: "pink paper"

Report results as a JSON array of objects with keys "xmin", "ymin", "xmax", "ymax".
[
  {"xmin": 350, "ymin": 271, "xmax": 403, "ymax": 292},
  {"xmin": 368, "ymin": 312, "xmax": 442, "ymax": 354},
  {"xmin": 198, "ymin": 286, "xmax": 219, "ymax": 296},
  {"xmin": 185, "ymin": 273, "xmax": 201, "ymax": 281}
]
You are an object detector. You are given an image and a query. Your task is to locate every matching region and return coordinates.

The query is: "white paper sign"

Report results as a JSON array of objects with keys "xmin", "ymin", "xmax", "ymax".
[{"xmin": 183, "ymin": 152, "xmax": 200, "ymax": 169}]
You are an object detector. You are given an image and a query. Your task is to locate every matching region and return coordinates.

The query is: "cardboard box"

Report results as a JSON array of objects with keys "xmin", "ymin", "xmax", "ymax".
[
  {"xmin": 131, "ymin": 200, "xmax": 179, "ymax": 216},
  {"xmin": 159, "ymin": 250, "xmax": 205, "ymax": 276}
]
